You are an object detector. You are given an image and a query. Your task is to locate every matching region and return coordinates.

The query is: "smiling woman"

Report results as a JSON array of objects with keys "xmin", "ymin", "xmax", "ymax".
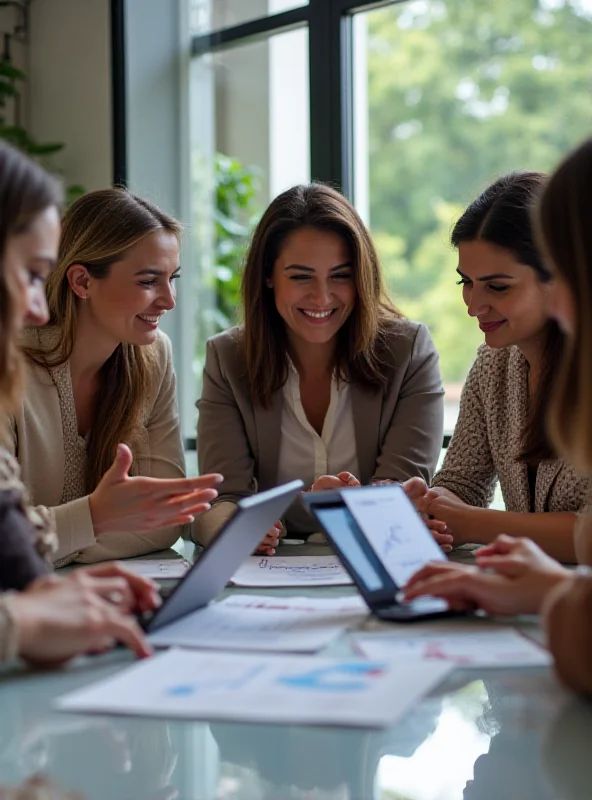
[
  {"xmin": 1, "ymin": 188, "xmax": 222, "ymax": 565},
  {"xmin": 195, "ymin": 183, "xmax": 445, "ymax": 550},
  {"xmin": 409, "ymin": 172, "xmax": 588, "ymax": 563}
]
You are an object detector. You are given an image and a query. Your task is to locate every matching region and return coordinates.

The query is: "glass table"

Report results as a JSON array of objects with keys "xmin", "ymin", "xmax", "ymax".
[{"xmin": 0, "ymin": 545, "xmax": 589, "ymax": 800}]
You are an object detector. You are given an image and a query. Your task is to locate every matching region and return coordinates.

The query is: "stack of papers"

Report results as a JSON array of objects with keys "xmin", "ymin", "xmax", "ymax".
[
  {"xmin": 148, "ymin": 594, "xmax": 369, "ymax": 653},
  {"xmin": 55, "ymin": 648, "xmax": 453, "ymax": 729},
  {"xmin": 231, "ymin": 555, "xmax": 353, "ymax": 587},
  {"xmin": 351, "ymin": 628, "xmax": 551, "ymax": 668}
]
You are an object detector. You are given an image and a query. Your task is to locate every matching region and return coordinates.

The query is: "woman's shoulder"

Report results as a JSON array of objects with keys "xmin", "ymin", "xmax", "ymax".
[
  {"xmin": 377, "ymin": 316, "xmax": 436, "ymax": 364},
  {"xmin": 205, "ymin": 326, "xmax": 246, "ymax": 370},
  {"xmin": 471, "ymin": 344, "xmax": 524, "ymax": 380}
]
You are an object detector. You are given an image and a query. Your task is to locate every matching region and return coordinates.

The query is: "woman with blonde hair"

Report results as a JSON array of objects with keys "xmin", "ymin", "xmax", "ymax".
[
  {"xmin": 405, "ymin": 137, "xmax": 592, "ymax": 695},
  {"xmin": 4, "ymin": 188, "xmax": 221, "ymax": 565},
  {"xmin": 0, "ymin": 140, "xmax": 157, "ymax": 664},
  {"xmin": 196, "ymin": 182, "xmax": 445, "ymax": 551}
]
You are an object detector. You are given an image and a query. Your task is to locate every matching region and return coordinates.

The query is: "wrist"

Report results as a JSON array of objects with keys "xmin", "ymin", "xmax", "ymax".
[{"xmin": 89, "ymin": 492, "xmax": 108, "ymax": 536}]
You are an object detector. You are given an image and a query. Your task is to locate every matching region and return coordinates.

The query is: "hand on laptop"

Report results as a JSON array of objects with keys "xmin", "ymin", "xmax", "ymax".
[
  {"xmin": 403, "ymin": 535, "xmax": 572, "ymax": 615},
  {"xmin": 9, "ymin": 563, "xmax": 158, "ymax": 665},
  {"xmin": 89, "ymin": 444, "xmax": 223, "ymax": 536},
  {"xmin": 311, "ymin": 472, "xmax": 361, "ymax": 491},
  {"xmin": 254, "ymin": 521, "xmax": 283, "ymax": 556}
]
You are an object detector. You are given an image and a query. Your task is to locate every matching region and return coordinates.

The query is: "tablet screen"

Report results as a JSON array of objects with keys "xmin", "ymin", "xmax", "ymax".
[{"xmin": 342, "ymin": 485, "xmax": 446, "ymax": 587}]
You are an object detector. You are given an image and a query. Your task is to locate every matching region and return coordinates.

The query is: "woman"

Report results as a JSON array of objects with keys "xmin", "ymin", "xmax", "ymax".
[
  {"xmin": 411, "ymin": 172, "xmax": 587, "ymax": 562},
  {"xmin": 3, "ymin": 188, "xmax": 221, "ymax": 565},
  {"xmin": 405, "ymin": 138, "xmax": 592, "ymax": 695},
  {"xmin": 0, "ymin": 140, "xmax": 157, "ymax": 664},
  {"xmin": 196, "ymin": 183, "xmax": 444, "ymax": 549}
]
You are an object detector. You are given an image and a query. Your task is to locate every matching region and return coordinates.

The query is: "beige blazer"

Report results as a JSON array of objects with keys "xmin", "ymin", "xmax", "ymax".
[
  {"xmin": 194, "ymin": 320, "xmax": 444, "ymax": 544},
  {"xmin": 2, "ymin": 328, "xmax": 186, "ymax": 564},
  {"xmin": 433, "ymin": 344, "xmax": 589, "ymax": 512}
]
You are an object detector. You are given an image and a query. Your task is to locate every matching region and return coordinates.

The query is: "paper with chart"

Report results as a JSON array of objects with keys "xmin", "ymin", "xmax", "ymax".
[
  {"xmin": 231, "ymin": 555, "xmax": 353, "ymax": 587},
  {"xmin": 342, "ymin": 485, "xmax": 445, "ymax": 586},
  {"xmin": 352, "ymin": 628, "xmax": 551, "ymax": 668},
  {"xmin": 119, "ymin": 559, "xmax": 191, "ymax": 580},
  {"xmin": 55, "ymin": 648, "xmax": 453, "ymax": 728},
  {"xmin": 148, "ymin": 594, "xmax": 369, "ymax": 653}
]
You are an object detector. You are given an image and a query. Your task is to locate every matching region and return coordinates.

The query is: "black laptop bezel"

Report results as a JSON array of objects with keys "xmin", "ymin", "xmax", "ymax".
[{"xmin": 302, "ymin": 489, "xmax": 460, "ymax": 622}]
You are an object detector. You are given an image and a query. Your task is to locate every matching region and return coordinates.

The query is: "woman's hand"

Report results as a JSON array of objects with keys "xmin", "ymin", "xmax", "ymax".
[
  {"xmin": 424, "ymin": 491, "xmax": 473, "ymax": 543},
  {"xmin": 89, "ymin": 444, "xmax": 222, "ymax": 536},
  {"xmin": 401, "ymin": 477, "xmax": 429, "ymax": 508},
  {"xmin": 254, "ymin": 521, "xmax": 283, "ymax": 556},
  {"xmin": 10, "ymin": 565, "xmax": 156, "ymax": 665},
  {"xmin": 403, "ymin": 535, "xmax": 572, "ymax": 615},
  {"xmin": 310, "ymin": 472, "xmax": 361, "ymax": 492}
]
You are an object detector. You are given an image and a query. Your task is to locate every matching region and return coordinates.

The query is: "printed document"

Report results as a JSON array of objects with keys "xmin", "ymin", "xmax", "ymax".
[
  {"xmin": 351, "ymin": 628, "xmax": 551, "ymax": 668},
  {"xmin": 56, "ymin": 648, "xmax": 453, "ymax": 729},
  {"xmin": 231, "ymin": 555, "xmax": 353, "ymax": 587},
  {"xmin": 120, "ymin": 559, "xmax": 191, "ymax": 580},
  {"xmin": 148, "ymin": 594, "xmax": 368, "ymax": 653}
]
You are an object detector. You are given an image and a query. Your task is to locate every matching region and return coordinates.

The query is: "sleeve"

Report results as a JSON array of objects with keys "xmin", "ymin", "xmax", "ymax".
[
  {"xmin": 0, "ymin": 412, "xmax": 95, "ymax": 564},
  {"xmin": 193, "ymin": 337, "xmax": 256, "ymax": 546},
  {"xmin": 431, "ymin": 350, "xmax": 497, "ymax": 507},
  {"xmin": 0, "ymin": 491, "xmax": 51, "ymax": 591},
  {"xmin": 372, "ymin": 324, "xmax": 444, "ymax": 484},
  {"xmin": 0, "ymin": 592, "xmax": 18, "ymax": 662},
  {"xmin": 543, "ymin": 572, "xmax": 592, "ymax": 696},
  {"xmin": 74, "ymin": 335, "xmax": 186, "ymax": 563}
]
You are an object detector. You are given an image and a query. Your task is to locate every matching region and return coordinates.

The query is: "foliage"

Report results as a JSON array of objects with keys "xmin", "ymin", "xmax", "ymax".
[
  {"xmin": 213, "ymin": 153, "xmax": 261, "ymax": 330},
  {"xmin": 365, "ymin": 0, "xmax": 592, "ymax": 381},
  {"xmin": 0, "ymin": 59, "xmax": 84, "ymax": 203}
]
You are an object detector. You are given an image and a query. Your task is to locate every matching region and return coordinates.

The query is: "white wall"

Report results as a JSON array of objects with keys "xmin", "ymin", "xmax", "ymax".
[{"xmin": 28, "ymin": 0, "xmax": 113, "ymax": 191}]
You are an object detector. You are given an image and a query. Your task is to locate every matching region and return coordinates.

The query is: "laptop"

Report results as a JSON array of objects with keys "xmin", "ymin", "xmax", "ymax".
[
  {"xmin": 302, "ymin": 484, "xmax": 460, "ymax": 622},
  {"xmin": 141, "ymin": 479, "xmax": 304, "ymax": 634}
]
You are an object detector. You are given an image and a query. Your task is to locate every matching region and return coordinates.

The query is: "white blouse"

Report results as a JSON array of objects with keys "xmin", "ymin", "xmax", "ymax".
[{"xmin": 276, "ymin": 361, "xmax": 360, "ymax": 533}]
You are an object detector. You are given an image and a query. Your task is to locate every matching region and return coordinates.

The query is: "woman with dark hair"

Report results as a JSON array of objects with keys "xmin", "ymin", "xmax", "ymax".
[
  {"xmin": 195, "ymin": 183, "xmax": 445, "ymax": 550},
  {"xmin": 0, "ymin": 140, "xmax": 159, "ymax": 664},
  {"xmin": 406, "ymin": 141, "xmax": 592, "ymax": 694},
  {"xmin": 407, "ymin": 172, "xmax": 588, "ymax": 562}
]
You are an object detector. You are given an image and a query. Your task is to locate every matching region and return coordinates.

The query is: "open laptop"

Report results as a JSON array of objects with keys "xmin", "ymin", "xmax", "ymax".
[
  {"xmin": 141, "ymin": 479, "xmax": 303, "ymax": 634},
  {"xmin": 302, "ymin": 484, "xmax": 460, "ymax": 622}
]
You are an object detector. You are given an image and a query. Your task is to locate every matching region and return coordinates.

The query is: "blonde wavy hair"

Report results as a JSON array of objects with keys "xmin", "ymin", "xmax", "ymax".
[
  {"xmin": 537, "ymin": 138, "xmax": 592, "ymax": 474},
  {"xmin": 24, "ymin": 188, "xmax": 182, "ymax": 491},
  {"xmin": 0, "ymin": 142, "xmax": 62, "ymax": 410}
]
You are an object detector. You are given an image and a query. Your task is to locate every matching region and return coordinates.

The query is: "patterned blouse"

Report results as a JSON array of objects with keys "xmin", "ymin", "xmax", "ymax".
[
  {"xmin": 0, "ymin": 449, "xmax": 57, "ymax": 662},
  {"xmin": 433, "ymin": 344, "xmax": 589, "ymax": 513}
]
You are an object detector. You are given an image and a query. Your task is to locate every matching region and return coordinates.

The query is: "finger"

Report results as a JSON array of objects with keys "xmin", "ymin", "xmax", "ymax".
[
  {"xmin": 84, "ymin": 577, "xmax": 135, "ymax": 611},
  {"xmin": 402, "ymin": 477, "xmax": 427, "ymax": 501},
  {"xmin": 337, "ymin": 472, "xmax": 361, "ymax": 486},
  {"xmin": 431, "ymin": 531, "xmax": 453, "ymax": 546},
  {"xmin": 474, "ymin": 554, "xmax": 526, "ymax": 578},
  {"xmin": 426, "ymin": 519, "xmax": 448, "ymax": 534},
  {"xmin": 83, "ymin": 563, "xmax": 159, "ymax": 596},
  {"xmin": 146, "ymin": 475, "xmax": 223, "ymax": 498},
  {"xmin": 475, "ymin": 534, "xmax": 518, "ymax": 558},
  {"xmin": 103, "ymin": 610, "xmax": 153, "ymax": 658},
  {"xmin": 440, "ymin": 544, "xmax": 453, "ymax": 553},
  {"xmin": 404, "ymin": 561, "xmax": 468, "ymax": 589}
]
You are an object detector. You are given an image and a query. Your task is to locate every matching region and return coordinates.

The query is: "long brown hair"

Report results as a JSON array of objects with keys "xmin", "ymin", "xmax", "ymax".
[
  {"xmin": 537, "ymin": 139, "xmax": 592, "ymax": 474},
  {"xmin": 0, "ymin": 142, "xmax": 62, "ymax": 410},
  {"xmin": 451, "ymin": 172, "xmax": 560, "ymax": 464},
  {"xmin": 241, "ymin": 183, "xmax": 402, "ymax": 408},
  {"xmin": 23, "ymin": 188, "xmax": 182, "ymax": 491}
]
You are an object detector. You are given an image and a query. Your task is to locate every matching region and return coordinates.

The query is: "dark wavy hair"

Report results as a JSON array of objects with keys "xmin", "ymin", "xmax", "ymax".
[
  {"xmin": 452, "ymin": 172, "xmax": 560, "ymax": 464},
  {"xmin": 240, "ymin": 183, "xmax": 402, "ymax": 408},
  {"xmin": 0, "ymin": 142, "xmax": 62, "ymax": 409}
]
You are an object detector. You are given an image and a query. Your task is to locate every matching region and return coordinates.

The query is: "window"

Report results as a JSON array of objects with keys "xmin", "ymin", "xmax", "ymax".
[
  {"xmin": 187, "ymin": 0, "xmax": 592, "ymax": 444},
  {"xmin": 352, "ymin": 0, "xmax": 592, "ymax": 433}
]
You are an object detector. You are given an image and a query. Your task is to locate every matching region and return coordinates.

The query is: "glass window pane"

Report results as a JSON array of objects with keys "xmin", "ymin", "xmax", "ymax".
[
  {"xmin": 353, "ymin": 0, "xmax": 592, "ymax": 434},
  {"xmin": 190, "ymin": 0, "xmax": 308, "ymax": 35},
  {"xmin": 190, "ymin": 28, "xmax": 310, "ymax": 388}
]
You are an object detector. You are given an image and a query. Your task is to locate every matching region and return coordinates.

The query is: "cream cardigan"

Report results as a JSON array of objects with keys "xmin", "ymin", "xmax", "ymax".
[{"xmin": 2, "ymin": 328, "xmax": 186, "ymax": 564}]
